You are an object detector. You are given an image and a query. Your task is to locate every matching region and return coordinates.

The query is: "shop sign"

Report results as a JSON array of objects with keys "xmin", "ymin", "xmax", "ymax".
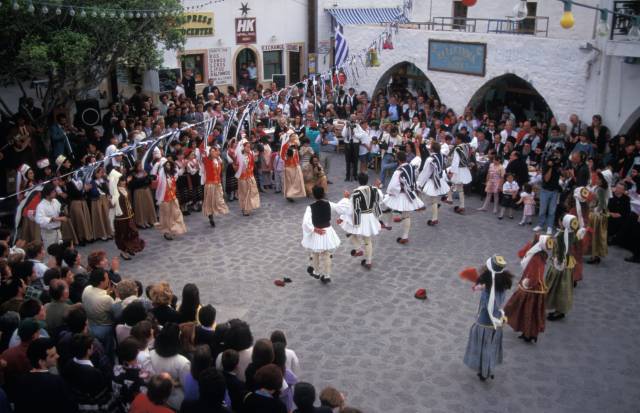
[
  {"xmin": 428, "ymin": 39, "xmax": 486, "ymax": 77},
  {"xmin": 207, "ymin": 47, "xmax": 232, "ymax": 86},
  {"xmin": 180, "ymin": 12, "xmax": 215, "ymax": 37},
  {"xmin": 236, "ymin": 17, "xmax": 257, "ymax": 44}
]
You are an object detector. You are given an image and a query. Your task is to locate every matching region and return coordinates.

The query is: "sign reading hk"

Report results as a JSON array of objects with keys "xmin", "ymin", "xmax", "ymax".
[{"xmin": 235, "ymin": 17, "xmax": 256, "ymax": 44}]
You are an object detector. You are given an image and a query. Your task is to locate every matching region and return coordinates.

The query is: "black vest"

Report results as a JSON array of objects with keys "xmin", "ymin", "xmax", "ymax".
[{"xmin": 310, "ymin": 200, "xmax": 331, "ymax": 228}]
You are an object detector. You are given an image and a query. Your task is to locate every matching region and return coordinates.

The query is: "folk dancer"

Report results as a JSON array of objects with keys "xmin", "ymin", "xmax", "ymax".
[
  {"xmin": 417, "ymin": 142, "xmax": 450, "ymax": 226},
  {"xmin": 462, "ymin": 255, "xmax": 514, "ymax": 381},
  {"xmin": 303, "ymin": 186, "xmax": 342, "ymax": 284},
  {"xmin": 504, "ymin": 235, "xmax": 554, "ymax": 343},
  {"xmin": 280, "ymin": 132, "xmax": 306, "ymax": 202},
  {"xmin": 34, "ymin": 182, "xmax": 66, "ymax": 249},
  {"xmin": 155, "ymin": 159, "xmax": 188, "ymax": 241},
  {"xmin": 234, "ymin": 141, "xmax": 260, "ymax": 216},
  {"xmin": 337, "ymin": 173, "xmax": 383, "ymax": 270},
  {"xmin": 545, "ymin": 214, "xmax": 584, "ymax": 321},
  {"xmin": 446, "ymin": 133, "xmax": 472, "ymax": 214},
  {"xmin": 201, "ymin": 145, "xmax": 229, "ymax": 226},
  {"xmin": 382, "ymin": 151, "xmax": 424, "ymax": 244},
  {"xmin": 113, "ymin": 175, "xmax": 145, "ymax": 260}
]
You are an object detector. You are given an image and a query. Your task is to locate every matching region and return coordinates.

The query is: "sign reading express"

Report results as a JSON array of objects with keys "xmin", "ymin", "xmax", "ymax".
[
  {"xmin": 428, "ymin": 39, "xmax": 486, "ymax": 77},
  {"xmin": 181, "ymin": 12, "xmax": 215, "ymax": 37}
]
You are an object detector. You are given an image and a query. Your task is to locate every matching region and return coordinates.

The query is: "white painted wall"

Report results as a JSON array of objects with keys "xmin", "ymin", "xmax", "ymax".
[
  {"xmin": 163, "ymin": 0, "xmax": 309, "ymax": 88},
  {"xmin": 340, "ymin": 24, "xmax": 637, "ymax": 129}
]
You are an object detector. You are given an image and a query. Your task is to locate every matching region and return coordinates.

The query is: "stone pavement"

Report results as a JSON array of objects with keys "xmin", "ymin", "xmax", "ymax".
[{"xmin": 79, "ymin": 153, "xmax": 640, "ymax": 413}]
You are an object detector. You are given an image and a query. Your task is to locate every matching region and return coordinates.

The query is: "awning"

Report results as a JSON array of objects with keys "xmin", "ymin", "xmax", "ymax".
[{"xmin": 326, "ymin": 7, "xmax": 409, "ymax": 26}]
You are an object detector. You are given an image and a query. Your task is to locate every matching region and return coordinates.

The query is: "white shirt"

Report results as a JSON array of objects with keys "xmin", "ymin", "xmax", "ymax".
[
  {"xmin": 35, "ymin": 198, "xmax": 62, "ymax": 230},
  {"xmin": 502, "ymin": 181, "xmax": 520, "ymax": 195},
  {"xmin": 500, "ymin": 129, "xmax": 515, "ymax": 144},
  {"xmin": 440, "ymin": 143, "xmax": 450, "ymax": 156},
  {"xmin": 358, "ymin": 132, "xmax": 371, "ymax": 156},
  {"xmin": 175, "ymin": 84, "xmax": 186, "ymax": 97},
  {"xmin": 285, "ymin": 348, "xmax": 300, "ymax": 376},
  {"xmin": 30, "ymin": 259, "xmax": 48, "ymax": 280}
]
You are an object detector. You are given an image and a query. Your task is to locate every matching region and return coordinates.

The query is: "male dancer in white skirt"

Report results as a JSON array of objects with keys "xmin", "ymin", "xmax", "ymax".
[
  {"xmin": 417, "ymin": 141, "xmax": 450, "ymax": 226},
  {"xmin": 337, "ymin": 173, "xmax": 383, "ymax": 270},
  {"xmin": 302, "ymin": 185, "xmax": 343, "ymax": 283},
  {"xmin": 382, "ymin": 151, "xmax": 424, "ymax": 245},
  {"xmin": 447, "ymin": 133, "xmax": 472, "ymax": 215}
]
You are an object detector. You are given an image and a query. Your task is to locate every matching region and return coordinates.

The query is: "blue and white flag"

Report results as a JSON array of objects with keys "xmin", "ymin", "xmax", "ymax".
[{"xmin": 335, "ymin": 24, "xmax": 349, "ymax": 68}]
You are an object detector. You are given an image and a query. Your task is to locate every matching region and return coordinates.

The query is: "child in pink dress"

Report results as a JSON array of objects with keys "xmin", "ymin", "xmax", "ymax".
[
  {"xmin": 517, "ymin": 183, "xmax": 535, "ymax": 225},
  {"xmin": 478, "ymin": 156, "xmax": 504, "ymax": 213}
]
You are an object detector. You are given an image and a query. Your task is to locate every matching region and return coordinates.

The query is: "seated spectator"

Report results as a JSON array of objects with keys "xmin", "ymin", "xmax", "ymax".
[
  {"xmin": 149, "ymin": 322, "xmax": 191, "ymax": 410},
  {"xmin": 13, "ymin": 337, "xmax": 77, "ymax": 413},
  {"xmin": 56, "ymin": 306, "xmax": 113, "ymax": 378},
  {"xmin": 215, "ymin": 319, "xmax": 253, "ymax": 382},
  {"xmin": 319, "ymin": 386, "xmax": 346, "ymax": 412},
  {"xmin": 44, "ymin": 278, "xmax": 71, "ymax": 334},
  {"xmin": 8, "ymin": 298, "xmax": 49, "ymax": 347},
  {"xmin": 293, "ymin": 382, "xmax": 332, "ymax": 413},
  {"xmin": 183, "ymin": 345, "xmax": 213, "ymax": 403},
  {"xmin": 112, "ymin": 278, "xmax": 140, "ymax": 323},
  {"xmin": 130, "ymin": 319, "xmax": 155, "ymax": 372},
  {"xmin": 178, "ymin": 283, "xmax": 201, "ymax": 324},
  {"xmin": 242, "ymin": 364, "xmax": 287, "ymax": 413},
  {"xmin": 116, "ymin": 300, "xmax": 148, "ymax": 344},
  {"xmin": 194, "ymin": 304, "xmax": 216, "ymax": 354},
  {"xmin": 244, "ymin": 338, "xmax": 274, "ymax": 391},
  {"xmin": 180, "ymin": 367, "xmax": 231, "ymax": 413},
  {"xmin": 130, "ymin": 373, "xmax": 174, "ymax": 413},
  {"xmin": 222, "ymin": 349, "xmax": 248, "ymax": 412},
  {"xmin": 62, "ymin": 333, "xmax": 115, "ymax": 411},
  {"xmin": 112, "ymin": 337, "xmax": 147, "ymax": 411},
  {"xmin": 270, "ymin": 329, "xmax": 300, "ymax": 376},
  {"xmin": 0, "ymin": 319, "xmax": 40, "ymax": 400},
  {"xmin": 149, "ymin": 282, "xmax": 181, "ymax": 326},
  {"xmin": 273, "ymin": 341, "xmax": 297, "ymax": 412}
]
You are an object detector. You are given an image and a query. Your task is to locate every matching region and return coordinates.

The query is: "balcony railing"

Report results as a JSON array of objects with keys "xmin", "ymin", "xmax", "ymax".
[
  {"xmin": 401, "ymin": 16, "xmax": 549, "ymax": 37},
  {"xmin": 611, "ymin": 1, "xmax": 640, "ymax": 40}
]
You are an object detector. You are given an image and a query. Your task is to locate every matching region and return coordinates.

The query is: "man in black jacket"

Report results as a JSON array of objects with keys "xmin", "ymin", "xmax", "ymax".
[
  {"xmin": 14, "ymin": 338, "xmax": 78, "ymax": 413},
  {"xmin": 505, "ymin": 151, "xmax": 529, "ymax": 188}
]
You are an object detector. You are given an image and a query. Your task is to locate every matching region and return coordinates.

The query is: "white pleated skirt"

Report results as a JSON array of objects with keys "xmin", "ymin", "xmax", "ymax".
[
  {"xmin": 382, "ymin": 193, "xmax": 424, "ymax": 212},
  {"xmin": 450, "ymin": 167, "xmax": 472, "ymax": 185},
  {"xmin": 423, "ymin": 178, "xmax": 450, "ymax": 197},
  {"xmin": 339, "ymin": 212, "xmax": 381, "ymax": 237},
  {"xmin": 302, "ymin": 226, "xmax": 341, "ymax": 252}
]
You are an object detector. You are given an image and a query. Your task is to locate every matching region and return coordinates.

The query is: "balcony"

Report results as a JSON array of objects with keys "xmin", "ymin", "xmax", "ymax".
[
  {"xmin": 611, "ymin": 1, "xmax": 640, "ymax": 40},
  {"xmin": 401, "ymin": 16, "xmax": 549, "ymax": 37}
]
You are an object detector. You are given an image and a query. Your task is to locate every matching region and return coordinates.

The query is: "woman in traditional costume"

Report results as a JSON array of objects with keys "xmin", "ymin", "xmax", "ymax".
[
  {"xmin": 462, "ymin": 255, "xmax": 514, "ymax": 381},
  {"xmin": 280, "ymin": 132, "xmax": 306, "ymax": 202},
  {"xmin": 586, "ymin": 172, "xmax": 609, "ymax": 265},
  {"xmin": 234, "ymin": 141, "xmax": 260, "ymax": 216},
  {"xmin": 504, "ymin": 235, "xmax": 553, "ymax": 343},
  {"xmin": 201, "ymin": 146, "xmax": 229, "ymax": 226},
  {"xmin": 129, "ymin": 161, "xmax": 157, "ymax": 229},
  {"xmin": 156, "ymin": 160, "xmax": 187, "ymax": 241},
  {"xmin": 88, "ymin": 166, "xmax": 113, "ymax": 241},
  {"xmin": 113, "ymin": 175, "xmax": 145, "ymax": 260}
]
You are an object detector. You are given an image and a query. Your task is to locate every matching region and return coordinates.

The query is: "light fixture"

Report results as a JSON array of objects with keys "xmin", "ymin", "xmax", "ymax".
[
  {"xmin": 596, "ymin": 9, "xmax": 609, "ymax": 38},
  {"xmin": 41, "ymin": 5, "xmax": 48, "ymax": 14},
  {"xmin": 560, "ymin": 1, "xmax": 574, "ymax": 29},
  {"xmin": 69, "ymin": 8, "xmax": 75, "ymax": 16},
  {"xmin": 627, "ymin": 16, "xmax": 640, "ymax": 41},
  {"xmin": 513, "ymin": 0, "xmax": 527, "ymax": 21}
]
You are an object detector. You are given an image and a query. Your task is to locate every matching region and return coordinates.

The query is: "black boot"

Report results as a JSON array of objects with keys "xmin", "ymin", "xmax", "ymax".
[{"xmin": 208, "ymin": 215, "xmax": 215, "ymax": 227}]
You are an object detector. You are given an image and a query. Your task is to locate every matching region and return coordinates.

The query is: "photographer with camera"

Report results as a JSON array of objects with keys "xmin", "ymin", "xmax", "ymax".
[
  {"xmin": 341, "ymin": 115, "xmax": 360, "ymax": 182},
  {"xmin": 378, "ymin": 125, "xmax": 402, "ymax": 186},
  {"xmin": 533, "ymin": 151, "xmax": 563, "ymax": 235}
]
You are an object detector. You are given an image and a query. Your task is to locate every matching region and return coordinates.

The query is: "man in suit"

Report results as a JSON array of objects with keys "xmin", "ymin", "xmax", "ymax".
[
  {"xmin": 183, "ymin": 69, "xmax": 197, "ymax": 101},
  {"xmin": 202, "ymin": 78, "xmax": 216, "ymax": 101}
]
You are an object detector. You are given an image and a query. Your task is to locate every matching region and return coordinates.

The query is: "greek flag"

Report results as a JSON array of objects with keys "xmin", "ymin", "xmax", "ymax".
[{"xmin": 335, "ymin": 24, "xmax": 349, "ymax": 67}]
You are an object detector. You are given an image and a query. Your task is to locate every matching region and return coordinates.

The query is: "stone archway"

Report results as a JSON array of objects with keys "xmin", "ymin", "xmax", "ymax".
[
  {"xmin": 372, "ymin": 61, "xmax": 440, "ymax": 101},
  {"xmin": 467, "ymin": 73, "xmax": 554, "ymax": 123},
  {"xmin": 619, "ymin": 105, "xmax": 640, "ymax": 141}
]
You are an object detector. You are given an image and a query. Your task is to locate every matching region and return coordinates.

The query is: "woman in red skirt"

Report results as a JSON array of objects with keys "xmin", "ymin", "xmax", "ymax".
[{"xmin": 504, "ymin": 234, "xmax": 553, "ymax": 343}]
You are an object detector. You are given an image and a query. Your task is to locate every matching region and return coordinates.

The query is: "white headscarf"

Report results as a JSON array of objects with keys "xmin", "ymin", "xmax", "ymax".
[
  {"xmin": 108, "ymin": 168, "xmax": 123, "ymax": 216},
  {"xmin": 521, "ymin": 235, "xmax": 552, "ymax": 270},
  {"xmin": 573, "ymin": 186, "xmax": 590, "ymax": 239},
  {"xmin": 485, "ymin": 255, "xmax": 507, "ymax": 329}
]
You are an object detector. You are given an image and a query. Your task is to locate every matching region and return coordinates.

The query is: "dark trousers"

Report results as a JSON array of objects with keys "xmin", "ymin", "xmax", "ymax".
[{"xmin": 344, "ymin": 142, "xmax": 359, "ymax": 180}]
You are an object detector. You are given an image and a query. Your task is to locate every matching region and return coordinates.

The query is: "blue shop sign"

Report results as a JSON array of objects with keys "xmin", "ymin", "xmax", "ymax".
[{"xmin": 428, "ymin": 40, "xmax": 486, "ymax": 77}]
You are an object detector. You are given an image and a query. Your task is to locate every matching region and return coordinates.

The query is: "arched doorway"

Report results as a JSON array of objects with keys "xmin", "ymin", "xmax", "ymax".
[
  {"xmin": 467, "ymin": 74, "xmax": 554, "ymax": 123},
  {"xmin": 619, "ymin": 106, "xmax": 640, "ymax": 141},
  {"xmin": 235, "ymin": 47, "xmax": 257, "ymax": 90},
  {"xmin": 373, "ymin": 62, "xmax": 439, "ymax": 101}
]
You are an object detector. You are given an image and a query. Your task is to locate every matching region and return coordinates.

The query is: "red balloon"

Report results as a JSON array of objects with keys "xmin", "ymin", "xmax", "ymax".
[{"xmin": 462, "ymin": 0, "xmax": 477, "ymax": 6}]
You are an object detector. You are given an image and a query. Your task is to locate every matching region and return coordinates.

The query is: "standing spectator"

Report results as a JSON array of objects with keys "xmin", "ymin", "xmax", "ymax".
[
  {"xmin": 44, "ymin": 278, "xmax": 71, "ymax": 333},
  {"xmin": 607, "ymin": 182, "xmax": 631, "ymax": 245},
  {"xmin": 49, "ymin": 114, "xmax": 70, "ymax": 159},
  {"xmin": 587, "ymin": 114, "xmax": 611, "ymax": 161},
  {"xmin": 35, "ymin": 183, "xmax": 65, "ymax": 249},
  {"xmin": 534, "ymin": 155, "xmax": 562, "ymax": 235},
  {"xmin": 82, "ymin": 268, "xmax": 115, "ymax": 357},
  {"xmin": 13, "ymin": 338, "xmax": 77, "ymax": 413},
  {"xmin": 0, "ymin": 319, "xmax": 40, "ymax": 400},
  {"xmin": 129, "ymin": 373, "xmax": 175, "ymax": 413},
  {"xmin": 112, "ymin": 337, "xmax": 147, "ymax": 412},
  {"xmin": 149, "ymin": 323, "xmax": 191, "ymax": 410},
  {"xmin": 242, "ymin": 364, "xmax": 288, "ymax": 413},
  {"xmin": 293, "ymin": 382, "xmax": 332, "ymax": 413},
  {"xmin": 183, "ymin": 69, "xmax": 197, "ymax": 101}
]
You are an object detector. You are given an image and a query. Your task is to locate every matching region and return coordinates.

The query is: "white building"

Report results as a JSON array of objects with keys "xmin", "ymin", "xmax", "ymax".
[{"xmin": 324, "ymin": 0, "xmax": 640, "ymax": 135}]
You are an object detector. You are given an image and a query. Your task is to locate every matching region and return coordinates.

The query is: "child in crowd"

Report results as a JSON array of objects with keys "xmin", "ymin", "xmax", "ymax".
[
  {"xmin": 517, "ymin": 183, "xmax": 536, "ymax": 225},
  {"xmin": 272, "ymin": 144, "xmax": 285, "ymax": 194},
  {"xmin": 478, "ymin": 154, "xmax": 504, "ymax": 214},
  {"xmin": 500, "ymin": 173, "xmax": 520, "ymax": 219},
  {"xmin": 368, "ymin": 138, "xmax": 380, "ymax": 169}
]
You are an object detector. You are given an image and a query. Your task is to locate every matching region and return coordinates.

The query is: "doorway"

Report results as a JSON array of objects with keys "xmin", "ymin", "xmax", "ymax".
[
  {"xmin": 236, "ymin": 48, "xmax": 257, "ymax": 91},
  {"xmin": 288, "ymin": 51, "xmax": 301, "ymax": 84}
]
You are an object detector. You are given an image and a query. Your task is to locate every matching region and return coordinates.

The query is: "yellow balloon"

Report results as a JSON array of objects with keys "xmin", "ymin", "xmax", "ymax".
[{"xmin": 560, "ymin": 11, "xmax": 575, "ymax": 29}]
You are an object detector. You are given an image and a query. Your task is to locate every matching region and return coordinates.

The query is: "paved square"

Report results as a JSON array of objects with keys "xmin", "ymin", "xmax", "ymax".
[{"xmin": 79, "ymin": 153, "xmax": 640, "ymax": 413}]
